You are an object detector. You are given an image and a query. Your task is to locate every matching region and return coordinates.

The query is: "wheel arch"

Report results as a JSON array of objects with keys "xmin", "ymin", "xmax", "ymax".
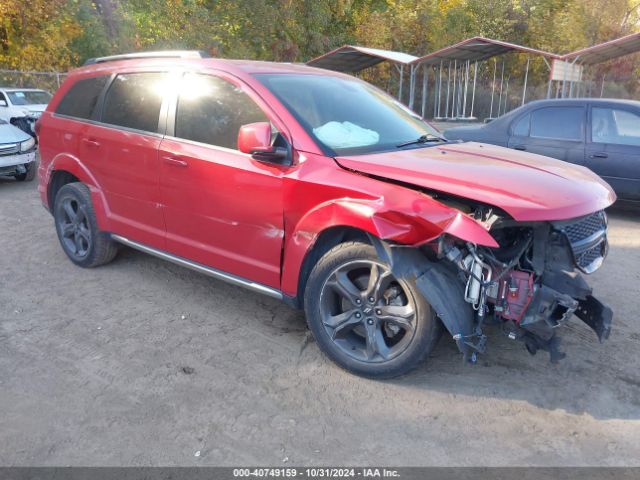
[
  {"xmin": 46, "ymin": 154, "xmax": 110, "ymax": 230},
  {"xmin": 292, "ymin": 225, "xmax": 371, "ymax": 309}
]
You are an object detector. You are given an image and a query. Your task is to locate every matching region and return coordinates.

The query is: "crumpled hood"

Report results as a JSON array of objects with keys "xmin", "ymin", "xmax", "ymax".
[
  {"xmin": 336, "ymin": 142, "xmax": 616, "ymax": 222},
  {"xmin": 0, "ymin": 123, "xmax": 31, "ymax": 144}
]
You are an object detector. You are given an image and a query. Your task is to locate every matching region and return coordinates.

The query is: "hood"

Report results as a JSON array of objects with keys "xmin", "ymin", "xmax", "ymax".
[
  {"xmin": 0, "ymin": 123, "xmax": 32, "ymax": 144},
  {"xmin": 19, "ymin": 105, "xmax": 47, "ymax": 116},
  {"xmin": 335, "ymin": 142, "xmax": 616, "ymax": 222}
]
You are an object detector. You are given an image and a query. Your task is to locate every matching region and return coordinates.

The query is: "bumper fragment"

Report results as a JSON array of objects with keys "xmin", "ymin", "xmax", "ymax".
[{"xmin": 574, "ymin": 295, "xmax": 613, "ymax": 343}]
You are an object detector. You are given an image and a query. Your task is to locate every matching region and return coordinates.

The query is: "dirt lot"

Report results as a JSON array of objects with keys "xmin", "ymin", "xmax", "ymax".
[{"xmin": 1, "ymin": 176, "xmax": 639, "ymax": 467}]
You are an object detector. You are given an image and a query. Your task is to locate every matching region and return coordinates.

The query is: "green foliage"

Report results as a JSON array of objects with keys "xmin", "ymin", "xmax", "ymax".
[{"xmin": 0, "ymin": 0, "xmax": 638, "ymax": 76}]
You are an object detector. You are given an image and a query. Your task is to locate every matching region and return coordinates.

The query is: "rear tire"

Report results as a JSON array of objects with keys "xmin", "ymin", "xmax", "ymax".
[
  {"xmin": 304, "ymin": 241, "xmax": 442, "ymax": 379},
  {"xmin": 53, "ymin": 182, "xmax": 118, "ymax": 268}
]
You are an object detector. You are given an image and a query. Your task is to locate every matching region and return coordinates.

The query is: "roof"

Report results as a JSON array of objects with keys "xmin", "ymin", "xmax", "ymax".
[
  {"xmin": 71, "ymin": 56, "xmax": 337, "ymax": 79},
  {"xmin": 561, "ymin": 32, "xmax": 640, "ymax": 65},
  {"xmin": 306, "ymin": 45, "xmax": 418, "ymax": 72},
  {"xmin": 412, "ymin": 37, "xmax": 559, "ymax": 65}
]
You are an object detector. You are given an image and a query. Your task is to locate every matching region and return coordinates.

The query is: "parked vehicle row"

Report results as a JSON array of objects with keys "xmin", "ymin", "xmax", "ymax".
[
  {"xmin": 0, "ymin": 87, "xmax": 51, "ymax": 141},
  {"xmin": 32, "ymin": 51, "xmax": 616, "ymax": 378},
  {"xmin": 444, "ymin": 98, "xmax": 640, "ymax": 202},
  {"xmin": 0, "ymin": 119, "xmax": 37, "ymax": 181}
]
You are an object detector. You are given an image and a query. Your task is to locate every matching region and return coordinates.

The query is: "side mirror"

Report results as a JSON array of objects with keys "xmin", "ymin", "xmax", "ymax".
[
  {"xmin": 238, "ymin": 122, "xmax": 288, "ymax": 164},
  {"xmin": 0, "ymin": 100, "xmax": 7, "ymax": 107}
]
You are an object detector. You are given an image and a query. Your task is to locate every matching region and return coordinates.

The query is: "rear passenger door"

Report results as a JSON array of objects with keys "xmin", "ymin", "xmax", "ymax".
[
  {"xmin": 84, "ymin": 71, "xmax": 169, "ymax": 249},
  {"xmin": 158, "ymin": 72, "xmax": 286, "ymax": 289},
  {"xmin": 586, "ymin": 104, "xmax": 640, "ymax": 201},
  {"xmin": 508, "ymin": 105, "xmax": 586, "ymax": 165}
]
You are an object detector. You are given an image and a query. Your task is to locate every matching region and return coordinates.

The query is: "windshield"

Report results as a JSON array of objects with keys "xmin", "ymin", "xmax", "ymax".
[
  {"xmin": 255, "ymin": 73, "xmax": 441, "ymax": 155},
  {"xmin": 6, "ymin": 90, "xmax": 52, "ymax": 106}
]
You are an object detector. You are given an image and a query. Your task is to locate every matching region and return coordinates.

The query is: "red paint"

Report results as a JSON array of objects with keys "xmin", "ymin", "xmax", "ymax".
[
  {"xmin": 238, "ymin": 122, "xmax": 274, "ymax": 154},
  {"xmin": 38, "ymin": 57, "xmax": 616, "ymax": 299}
]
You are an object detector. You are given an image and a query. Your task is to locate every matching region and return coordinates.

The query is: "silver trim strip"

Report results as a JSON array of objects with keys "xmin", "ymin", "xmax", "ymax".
[{"xmin": 111, "ymin": 234, "xmax": 283, "ymax": 300}]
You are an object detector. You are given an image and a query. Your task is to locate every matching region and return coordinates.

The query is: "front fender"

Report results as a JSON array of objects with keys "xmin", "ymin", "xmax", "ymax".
[{"xmin": 280, "ymin": 192, "xmax": 497, "ymax": 297}]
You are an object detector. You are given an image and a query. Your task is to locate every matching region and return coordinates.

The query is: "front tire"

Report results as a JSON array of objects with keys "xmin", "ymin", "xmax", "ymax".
[
  {"xmin": 53, "ymin": 182, "xmax": 118, "ymax": 268},
  {"xmin": 304, "ymin": 241, "xmax": 442, "ymax": 379},
  {"xmin": 15, "ymin": 162, "xmax": 36, "ymax": 182}
]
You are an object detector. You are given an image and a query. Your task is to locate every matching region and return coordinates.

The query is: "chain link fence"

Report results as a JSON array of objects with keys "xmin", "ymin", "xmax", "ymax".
[{"xmin": 0, "ymin": 69, "xmax": 68, "ymax": 94}]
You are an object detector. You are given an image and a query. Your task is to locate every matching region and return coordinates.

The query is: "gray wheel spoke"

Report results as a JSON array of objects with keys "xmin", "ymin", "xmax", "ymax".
[
  {"xmin": 325, "ymin": 310, "xmax": 363, "ymax": 339},
  {"xmin": 74, "ymin": 232, "xmax": 83, "ymax": 253},
  {"xmin": 61, "ymin": 223, "xmax": 75, "ymax": 237},
  {"xmin": 366, "ymin": 264, "xmax": 391, "ymax": 299},
  {"xmin": 377, "ymin": 305, "xmax": 415, "ymax": 332},
  {"xmin": 78, "ymin": 225, "xmax": 91, "ymax": 241},
  {"xmin": 328, "ymin": 271, "xmax": 362, "ymax": 305},
  {"xmin": 63, "ymin": 201, "xmax": 77, "ymax": 222},
  {"xmin": 323, "ymin": 309, "xmax": 357, "ymax": 328},
  {"xmin": 75, "ymin": 207, "xmax": 86, "ymax": 224},
  {"xmin": 365, "ymin": 323, "xmax": 390, "ymax": 360}
]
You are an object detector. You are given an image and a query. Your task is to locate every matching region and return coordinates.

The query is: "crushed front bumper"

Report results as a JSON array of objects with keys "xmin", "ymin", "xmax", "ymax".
[{"xmin": 0, "ymin": 150, "xmax": 36, "ymax": 176}]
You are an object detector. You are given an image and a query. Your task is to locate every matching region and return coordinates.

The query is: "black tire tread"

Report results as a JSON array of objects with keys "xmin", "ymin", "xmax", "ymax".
[
  {"xmin": 54, "ymin": 182, "xmax": 118, "ymax": 268},
  {"xmin": 304, "ymin": 241, "xmax": 442, "ymax": 379}
]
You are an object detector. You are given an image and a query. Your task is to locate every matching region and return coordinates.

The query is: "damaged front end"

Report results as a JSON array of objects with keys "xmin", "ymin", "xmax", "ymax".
[{"xmin": 371, "ymin": 209, "xmax": 613, "ymax": 363}]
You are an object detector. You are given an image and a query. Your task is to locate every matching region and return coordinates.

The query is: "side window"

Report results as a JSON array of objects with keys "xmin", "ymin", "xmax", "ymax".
[
  {"xmin": 175, "ymin": 73, "xmax": 269, "ymax": 149},
  {"xmin": 512, "ymin": 113, "xmax": 530, "ymax": 136},
  {"xmin": 0, "ymin": 92, "xmax": 7, "ymax": 104},
  {"xmin": 102, "ymin": 72, "xmax": 165, "ymax": 133},
  {"xmin": 55, "ymin": 76, "xmax": 108, "ymax": 119},
  {"xmin": 592, "ymin": 107, "xmax": 640, "ymax": 146},
  {"xmin": 530, "ymin": 107, "xmax": 584, "ymax": 141}
]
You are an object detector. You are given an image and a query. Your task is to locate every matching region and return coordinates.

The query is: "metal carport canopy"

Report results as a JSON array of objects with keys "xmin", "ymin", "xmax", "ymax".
[
  {"xmin": 411, "ymin": 36, "xmax": 559, "ymax": 65},
  {"xmin": 306, "ymin": 45, "xmax": 418, "ymax": 73},
  {"xmin": 560, "ymin": 32, "xmax": 640, "ymax": 65}
]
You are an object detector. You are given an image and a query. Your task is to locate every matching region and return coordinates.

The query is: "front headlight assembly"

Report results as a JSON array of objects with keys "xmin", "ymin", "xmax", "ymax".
[{"xmin": 20, "ymin": 137, "xmax": 36, "ymax": 152}]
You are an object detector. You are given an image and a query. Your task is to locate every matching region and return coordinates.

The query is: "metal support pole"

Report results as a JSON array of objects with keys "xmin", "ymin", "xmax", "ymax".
[
  {"xmin": 421, "ymin": 64, "xmax": 428, "ymax": 118},
  {"xmin": 522, "ymin": 56, "xmax": 530, "ymax": 105},
  {"xmin": 409, "ymin": 65, "xmax": 416, "ymax": 110},
  {"xmin": 497, "ymin": 61, "xmax": 505, "ymax": 117},
  {"xmin": 445, "ymin": 61, "xmax": 451, "ymax": 119},
  {"xmin": 463, "ymin": 60, "xmax": 469, "ymax": 118},
  {"xmin": 600, "ymin": 74, "xmax": 606, "ymax": 97},
  {"xmin": 435, "ymin": 61, "xmax": 442, "ymax": 118},
  {"xmin": 470, "ymin": 61, "xmax": 478, "ymax": 119},
  {"xmin": 398, "ymin": 65, "xmax": 404, "ymax": 102},
  {"xmin": 503, "ymin": 76, "xmax": 510, "ymax": 115},
  {"xmin": 451, "ymin": 60, "xmax": 457, "ymax": 118},
  {"xmin": 457, "ymin": 63, "xmax": 463, "ymax": 117},
  {"xmin": 489, "ymin": 59, "xmax": 497, "ymax": 119}
]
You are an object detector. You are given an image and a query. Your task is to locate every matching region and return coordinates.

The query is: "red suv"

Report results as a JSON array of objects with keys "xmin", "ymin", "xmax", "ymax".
[{"xmin": 38, "ymin": 51, "xmax": 616, "ymax": 378}]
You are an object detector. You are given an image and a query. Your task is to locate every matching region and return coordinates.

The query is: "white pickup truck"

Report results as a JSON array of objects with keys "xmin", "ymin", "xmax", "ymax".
[
  {"xmin": 0, "ymin": 119, "xmax": 37, "ymax": 181},
  {"xmin": 0, "ymin": 88, "xmax": 52, "ymax": 136}
]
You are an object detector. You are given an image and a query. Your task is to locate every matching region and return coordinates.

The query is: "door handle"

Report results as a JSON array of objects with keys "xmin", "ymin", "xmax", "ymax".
[
  {"xmin": 162, "ymin": 155, "xmax": 188, "ymax": 167},
  {"xmin": 82, "ymin": 138, "xmax": 100, "ymax": 147},
  {"xmin": 589, "ymin": 152, "xmax": 608, "ymax": 159},
  {"xmin": 513, "ymin": 145, "xmax": 526, "ymax": 151}
]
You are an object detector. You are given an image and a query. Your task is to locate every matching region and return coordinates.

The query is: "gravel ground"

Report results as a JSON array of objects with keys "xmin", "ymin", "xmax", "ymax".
[{"xmin": 0, "ymin": 176, "xmax": 639, "ymax": 467}]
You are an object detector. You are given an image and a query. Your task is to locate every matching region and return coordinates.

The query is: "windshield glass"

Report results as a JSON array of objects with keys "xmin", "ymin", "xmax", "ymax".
[
  {"xmin": 6, "ymin": 90, "xmax": 52, "ymax": 106},
  {"xmin": 255, "ymin": 73, "xmax": 440, "ymax": 155}
]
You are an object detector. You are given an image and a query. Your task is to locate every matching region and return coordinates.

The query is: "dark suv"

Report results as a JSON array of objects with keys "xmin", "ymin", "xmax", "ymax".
[{"xmin": 38, "ymin": 51, "xmax": 615, "ymax": 378}]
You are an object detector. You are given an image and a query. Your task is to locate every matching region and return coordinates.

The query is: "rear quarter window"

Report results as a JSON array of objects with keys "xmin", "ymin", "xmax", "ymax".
[
  {"xmin": 101, "ymin": 72, "xmax": 166, "ymax": 133},
  {"xmin": 55, "ymin": 76, "xmax": 109, "ymax": 119}
]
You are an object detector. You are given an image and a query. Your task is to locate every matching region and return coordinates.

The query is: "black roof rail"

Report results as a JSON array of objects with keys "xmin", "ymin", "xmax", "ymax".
[{"xmin": 83, "ymin": 50, "xmax": 211, "ymax": 66}]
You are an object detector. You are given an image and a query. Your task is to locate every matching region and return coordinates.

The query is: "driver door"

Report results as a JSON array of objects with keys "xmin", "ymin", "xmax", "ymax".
[{"xmin": 158, "ymin": 72, "xmax": 286, "ymax": 288}]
